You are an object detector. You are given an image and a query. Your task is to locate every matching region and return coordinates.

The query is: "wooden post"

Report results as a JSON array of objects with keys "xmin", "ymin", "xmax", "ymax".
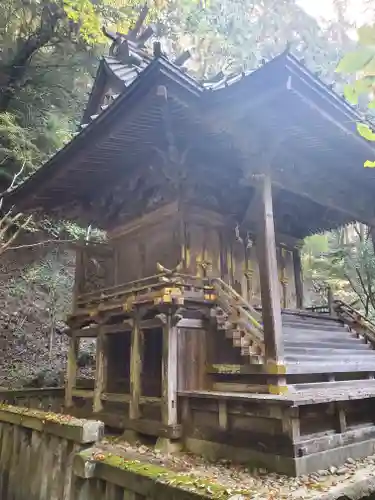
[
  {"xmin": 161, "ymin": 313, "xmax": 178, "ymax": 427},
  {"xmin": 65, "ymin": 334, "xmax": 79, "ymax": 408},
  {"xmin": 334, "ymin": 402, "xmax": 347, "ymax": 433},
  {"xmin": 293, "ymin": 248, "xmax": 304, "ymax": 310},
  {"xmin": 72, "ymin": 247, "xmax": 84, "ymax": 312},
  {"xmin": 129, "ymin": 313, "xmax": 143, "ymax": 421},
  {"xmin": 255, "ymin": 173, "xmax": 284, "ymax": 366},
  {"xmin": 93, "ymin": 331, "xmax": 107, "ymax": 413},
  {"xmin": 327, "ymin": 286, "xmax": 334, "ymax": 316}
]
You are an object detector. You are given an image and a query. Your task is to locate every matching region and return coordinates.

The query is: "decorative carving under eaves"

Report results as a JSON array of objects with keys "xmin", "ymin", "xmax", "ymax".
[
  {"xmin": 95, "ymin": 163, "xmax": 176, "ymax": 227},
  {"xmin": 81, "ymin": 244, "xmax": 114, "ymax": 294}
]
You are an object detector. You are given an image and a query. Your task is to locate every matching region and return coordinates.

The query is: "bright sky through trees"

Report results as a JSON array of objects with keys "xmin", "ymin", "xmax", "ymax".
[{"xmin": 297, "ymin": 0, "xmax": 369, "ymax": 24}]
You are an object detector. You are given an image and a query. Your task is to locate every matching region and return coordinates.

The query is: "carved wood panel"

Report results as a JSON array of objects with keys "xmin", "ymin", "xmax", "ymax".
[{"xmin": 80, "ymin": 244, "xmax": 115, "ymax": 294}]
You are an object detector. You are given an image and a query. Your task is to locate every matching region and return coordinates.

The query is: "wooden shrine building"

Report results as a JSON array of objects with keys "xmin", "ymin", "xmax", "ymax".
[{"xmin": 7, "ymin": 14, "xmax": 375, "ymax": 475}]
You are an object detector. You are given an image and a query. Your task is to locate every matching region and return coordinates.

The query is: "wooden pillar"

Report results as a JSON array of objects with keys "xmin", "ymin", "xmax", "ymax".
[
  {"xmin": 161, "ymin": 313, "xmax": 178, "ymax": 427},
  {"xmin": 293, "ymin": 248, "xmax": 304, "ymax": 310},
  {"xmin": 334, "ymin": 402, "xmax": 347, "ymax": 433},
  {"xmin": 72, "ymin": 247, "xmax": 84, "ymax": 311},
  {"xmin": 65, "ymin": 334, "xmax": 79, "ymax": 408},
  {"xmin": 129, "ymin": 313, "xmax": 143, "ymax": 421},
  {"xmin": 93, "ymin": 331, "xmax": 107, "ymax": 413},
  {"xmin": 327, "ymin": 286, "xmax": 334, "ymax": 316},
  {"xmin": 255, "ymin": 173, "xmax": 285, "ymax": 367}
]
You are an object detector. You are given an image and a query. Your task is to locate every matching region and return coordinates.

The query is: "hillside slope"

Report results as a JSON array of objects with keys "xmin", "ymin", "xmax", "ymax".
[{"xmin": 0, "ymin": 236, "xmax": 75, "ymax": 388}]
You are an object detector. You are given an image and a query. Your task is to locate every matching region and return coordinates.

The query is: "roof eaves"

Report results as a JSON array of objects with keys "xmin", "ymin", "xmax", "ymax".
[
  {"xmin": 284, "ymin": 52, "xmax": 375, "ymax": 154},
  {"xmin": 5, "ymin": 58, "xmax": 205, "ymax": 209},
  {"xmin": 157, "ymin": 56, "xmax": 204, "ymax": 95},
  {"xmin": 81, "ymin": 58, "xmax": 109, "ymax": 124},
  {"xmin": 5, "ymin": 58, "xmax": 164, "ymax": 208}
]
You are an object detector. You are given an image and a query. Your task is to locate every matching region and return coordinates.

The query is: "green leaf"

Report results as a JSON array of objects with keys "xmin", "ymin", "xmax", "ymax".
[
  {"xmin": 363, "ymin": 57, "xmax": 375, "ymax": 76},
  {"xmin": 354, "ymin": 77, "xmax": 375, "ymax": 94},
  {"xmin": 368, "ymin": 99, "xmax": 375, "ymax": 109},
  {"xmin": 357, "ymin": 122, "xmax": 375, "ymax": 141},
  {"xmin": 336, "ymin": 49, "xmax": 374, "ymax": 74},
  {"xmin": 358, "ymin": 25, "xmax": 375, "ymax": 46},
  {"xmin": 344, "ymin": 84, "xmax": 358, "ymax": 104},
  {"xmin": 364, "ymin": 160, "xmax": 375, "ymax": 168}
]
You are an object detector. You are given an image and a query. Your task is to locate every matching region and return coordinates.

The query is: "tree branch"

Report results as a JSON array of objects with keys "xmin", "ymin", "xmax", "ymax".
[
  {"xmin": 0, "ymin": 4, "xmax": 65, "ymax": 111},
  {"xmin": 5, "ymin": 238, "xmax": 76, "ymax": 252}
]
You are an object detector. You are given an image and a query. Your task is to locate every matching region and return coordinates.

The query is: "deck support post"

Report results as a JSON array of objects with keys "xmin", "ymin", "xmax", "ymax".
[
  {"xmin": 255, "ymin": 172, "xmax": 286, "ymax": 393},
  {"xmin": 124, "ymin": 311, "xmax": 144, "ymax": 443},
  {"xmin": 93, "ymin": 329, "xmax": 108, "ymax": 413},
  {"xmin": 157, "ymin": 310, "xmax": 180, "ymax": 453},
  {"xmin": 129, "ymin": 311, "xmax": 143, "ymax": 420},
  {"xmin": 293, "ymin": 248, "xmax": 304, "ymax": 310},
  {"xmin": 65, "ymin": 333, "xmax": 79, "ymax": 408}
]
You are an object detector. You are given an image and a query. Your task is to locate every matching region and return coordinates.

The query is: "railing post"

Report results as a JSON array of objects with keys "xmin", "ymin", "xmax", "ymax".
[
  {"xmin": 327, "ymin": 286, "xmax": 334, "ymax": 316},
  {"xmin": 293, "ymin": 247, "xmax": 304, "ymax": 310}
]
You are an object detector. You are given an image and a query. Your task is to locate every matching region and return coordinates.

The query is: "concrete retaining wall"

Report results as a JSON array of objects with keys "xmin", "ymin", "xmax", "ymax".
[
  {"xmin": 0, "ymin": 405, "xmax": 103, "ymax": 500},
  {"xmin": 0, "ymin": 405, "xmax": 218, "ymax": 500}
]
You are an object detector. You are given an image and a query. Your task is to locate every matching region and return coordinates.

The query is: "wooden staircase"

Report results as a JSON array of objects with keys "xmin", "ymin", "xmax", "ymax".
[
  {"xmin": 211, "ymin": 278, "xmax": 265, "ymax": 361},
  {"xmin": 282, "ymin": 311, "xmax": 375, "ymax": 374},
  {"xmin": 211, "ymin": 279, "xmax": 375, "ymax": 377}
]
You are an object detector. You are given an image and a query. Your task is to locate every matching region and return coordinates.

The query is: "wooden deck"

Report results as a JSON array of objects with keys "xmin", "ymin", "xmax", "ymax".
[{"xmin": 178, "ymin": 384, "xmax": 375, "ymax": 475}]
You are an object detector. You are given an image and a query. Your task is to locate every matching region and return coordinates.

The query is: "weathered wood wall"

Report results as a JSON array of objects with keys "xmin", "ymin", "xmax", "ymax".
[
  {"xmin": 75, "ymin": 203, "xmax": 302, "ymax": 309},
  {"xmin": 182, "ymin": 207, "xmax": 300, "ymax": 308},
  {"xmin": 178, "ymin": 327, "xmax": 207, "ymax": 391},
  {"xmin": 75, "ymin": 243, "xmax": 115, "ymax": 296},
  {"xmin": 110, "ymin": 203, "xmax": 181, "ymax": 284}
]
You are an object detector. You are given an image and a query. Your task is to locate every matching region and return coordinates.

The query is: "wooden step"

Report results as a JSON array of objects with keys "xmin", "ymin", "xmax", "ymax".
[
  {"xmin": 285, "ymin": 340, "xmax": 369, "ymax": 350},
  {"xmin": 282, "ymin": 321, "xmax": 346, "ymax": 332},
  {"xmin": 282, "ymin": 327, "xmax": 356, "ymax": 338},
  {"xmin": 286, "ymin": 360, "xmax": 375, "ymax": 374},
  {"xmin": 285, "ymin": 352, "xmax": 375, "ymax": 363},
  {"xmin": 284, "ymin": 347, "xmax": 375, "ymax": 356},
  {"xmin": 290, "ymin": 378, "xmax": 375, "ymax": 392}
]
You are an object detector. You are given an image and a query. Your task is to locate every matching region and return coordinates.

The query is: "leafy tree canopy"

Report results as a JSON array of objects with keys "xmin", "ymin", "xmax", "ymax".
[{"xmin": 336, "ymin": 22, "xmax": 375, "ymax": 166}]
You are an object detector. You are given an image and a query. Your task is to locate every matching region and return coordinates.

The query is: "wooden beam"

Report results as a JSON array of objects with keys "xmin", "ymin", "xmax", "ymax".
[
  {"xmin": 241, "ymin": 185, "xmax": 263, "ymax": 226},
  {"xmin": 93, "ymin": 331, "xmax": 108, "ymax": 413},
  {"xmin": 292, "ymin": 248, "xmax": 304, "ymax": 310},
  {"xmin": 255, "ymin": 173, "xmax": 285, "ymax": 366},
  {"xmin": 242, "ymin": 185, "xmax": 282, "ymax": 228},
  {"xmin": 161, "ymin": 315, "xmax": 178, "ymax": 427},
  {"xmin": 129, "ymin": 313, "xmax": 143, "ymax": 420},
  {"xmin": 65, "ymin": 334, "xmax": 79, "ymax": 408}
]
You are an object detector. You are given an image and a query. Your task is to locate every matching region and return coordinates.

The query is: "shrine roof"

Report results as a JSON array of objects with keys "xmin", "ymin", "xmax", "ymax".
[{"xmin": 4, "ymin": 44, "xmax": 375, "ymax": 238}]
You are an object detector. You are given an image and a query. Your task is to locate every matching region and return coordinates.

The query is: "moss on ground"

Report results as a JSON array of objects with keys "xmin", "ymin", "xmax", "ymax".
[{"xmin": 81, "ymin": 449, "xmax": 243, "ymax": 499}]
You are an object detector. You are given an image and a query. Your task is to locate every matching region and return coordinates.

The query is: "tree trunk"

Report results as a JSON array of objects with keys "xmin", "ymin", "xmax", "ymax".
[{"xmin": 0, "ymin": 5, "xmax": 63, "ymax": 112}]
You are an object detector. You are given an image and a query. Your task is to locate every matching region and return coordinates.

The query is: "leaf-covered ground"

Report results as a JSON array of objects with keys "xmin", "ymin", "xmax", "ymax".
[{"xmin": 96, "ymin": 437, "xmax": 375, "ymax": 500}]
